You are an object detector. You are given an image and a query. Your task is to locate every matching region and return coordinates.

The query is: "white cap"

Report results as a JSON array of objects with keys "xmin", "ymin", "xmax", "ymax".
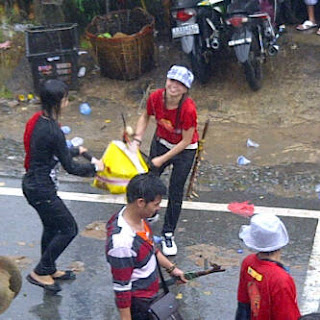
[
  {"xmin": 239, "ymin": 214, "xmax": 289, "ymax": 252},
  {"xmin": 167, "ymin": 65, "xmax": 194, "ymax": 89}
]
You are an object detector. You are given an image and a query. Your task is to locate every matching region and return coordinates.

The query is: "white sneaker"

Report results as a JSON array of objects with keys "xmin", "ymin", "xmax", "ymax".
[
  {"xmin": 161, "ymin": 233, "xmax": 177, "ymax": 256},
  {"xmin": 147, "ymin": 212, "xmax": 159, "ymax": 224}
]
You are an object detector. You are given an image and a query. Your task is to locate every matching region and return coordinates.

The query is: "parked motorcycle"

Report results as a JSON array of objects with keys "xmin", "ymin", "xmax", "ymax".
[
  {"xmin": 226, "ymin": 0, "xmax": 279, "ymax": 90},
  {"xmin": 171, "ymin": 0, "xmax": 226, "ymax": 83}
]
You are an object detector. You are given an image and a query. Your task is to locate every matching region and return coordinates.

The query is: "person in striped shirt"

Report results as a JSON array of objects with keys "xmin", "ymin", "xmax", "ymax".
[{"xmin": 106, "ymin": 173, "xmax": 186, "ymax": 320}]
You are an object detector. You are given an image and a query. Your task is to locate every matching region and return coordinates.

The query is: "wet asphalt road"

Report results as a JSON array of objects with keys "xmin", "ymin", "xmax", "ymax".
[{"xmin": 1, "ymin": 176, "xmax": 319, "ymax": 319}]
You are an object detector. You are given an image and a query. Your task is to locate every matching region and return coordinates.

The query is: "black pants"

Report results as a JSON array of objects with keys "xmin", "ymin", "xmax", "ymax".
[
  {"xmin": 149, "ymin": 137, "xmax": 196, "ymax": 235},
  {"xmin": 22, "ymin": 180, "xmax": 78, "ymax": 275},
  {"xmin": 131, "ymin": 297, "xmax": 153, "ymax": 320}
]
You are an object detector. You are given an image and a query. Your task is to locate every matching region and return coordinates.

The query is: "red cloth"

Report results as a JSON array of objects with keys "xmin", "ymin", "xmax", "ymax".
[
  {"xmin": 237, "ymin": 254, "xmax": 301, "ymax": 320},
  {"xmin": 23, "ymin": 111, "xmax": 42, "ymax": 170},
  {"xmin": 147, "ymin": 88, "xmax": 199, "ymax": 144},
  {"xmin": 228, "ymin": 201, "xmax": 254, "ymax": 217}
]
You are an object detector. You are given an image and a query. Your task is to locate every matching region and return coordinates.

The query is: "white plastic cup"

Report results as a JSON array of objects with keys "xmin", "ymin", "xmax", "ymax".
[
  {"xmin": 79, "ymin": 102, "xmax": 91, "ymax": 115},
  {"xmin": 61, "ymin": 126, "xmax": 71, "ymax": 135},
  {"xmin": 71, "ymin": 137, "xmax": 84, "ymax": 147},
  {"xmin": 78, "ymin": 67, "xmax": 86, "ymax": 77},
  {"xmin": 237, "ymin": 155, "xmax": 251, "ymax": 165},
  {"xmin": 247, "ymin": 138, "xmax": 259, "ymax": 148}
]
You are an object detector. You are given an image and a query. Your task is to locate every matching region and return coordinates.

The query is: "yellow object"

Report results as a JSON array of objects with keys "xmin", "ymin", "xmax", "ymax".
[
  {"xmin": 93, "ymin": 140, "xmax": 148, "ymax": 194},
  {"xmin": 104, "ymin": 119, "xmax": 111, "ymax": 123},
  {"xmin": 27, "ymin": 93, "xmax": 34, "ymax": 100},
  {"xmin": 18, "ymin": 95, "xmax": 25, "ymax": 102},
  {"xmin": 247, "ymin": 266, "xmax": 263, "ymax": 282}
]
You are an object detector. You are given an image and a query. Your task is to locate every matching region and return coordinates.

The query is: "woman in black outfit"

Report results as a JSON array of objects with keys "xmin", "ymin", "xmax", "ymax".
[{"xmin": 22, "ymin": 79, "xmax": 104, "ymax": 293}]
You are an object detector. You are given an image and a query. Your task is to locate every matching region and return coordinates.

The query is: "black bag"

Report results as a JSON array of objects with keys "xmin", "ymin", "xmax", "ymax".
[
  {"xmin": 148, "ymin": 292, "xmax": 180, "ymax": 320},
  {"xmin": 148, "ymin": 257, "xmax": 183, "ymax": 320}
]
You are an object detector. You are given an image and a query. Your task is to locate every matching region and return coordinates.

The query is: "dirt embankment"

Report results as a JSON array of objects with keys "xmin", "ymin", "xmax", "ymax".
[{"xmin": 1, "ymin": 26, "xmax": 320, "ymax": 199}]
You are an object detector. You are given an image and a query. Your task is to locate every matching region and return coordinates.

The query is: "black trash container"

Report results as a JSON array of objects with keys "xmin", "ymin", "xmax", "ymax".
[{"xmin": 25, "ymin": 23, "xmax": 79, "ymax": 93}]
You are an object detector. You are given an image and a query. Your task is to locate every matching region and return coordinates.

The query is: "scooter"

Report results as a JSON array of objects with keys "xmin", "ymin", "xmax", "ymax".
[
  {"xmin": 226, "ymin": 0, "xmax": 279, "ymax": 90},
  {"xmin": 171, "ymin": 0, "xmax": 226, "ymax": 83}
]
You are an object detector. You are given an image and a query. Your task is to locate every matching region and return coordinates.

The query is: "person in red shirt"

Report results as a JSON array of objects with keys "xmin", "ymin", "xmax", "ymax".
[
  {"xmin": 236, "ymin": 213, "xmax": 301, "ymax": 320},
  {"xmin": 133, "ymin": 65, "xmax": 198, "ymax": 256}
]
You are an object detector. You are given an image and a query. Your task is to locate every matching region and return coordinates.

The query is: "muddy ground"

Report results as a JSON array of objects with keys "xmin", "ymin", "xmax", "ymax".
[{"xmin": 1, "ymin": 25, "xmax": 320, "ymax": 200}]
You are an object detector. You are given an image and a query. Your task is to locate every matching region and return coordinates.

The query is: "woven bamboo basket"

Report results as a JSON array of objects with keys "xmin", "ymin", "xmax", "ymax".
[{"xmin": 86, "ymin": 8, "xmax": 155, "ymax": 80}]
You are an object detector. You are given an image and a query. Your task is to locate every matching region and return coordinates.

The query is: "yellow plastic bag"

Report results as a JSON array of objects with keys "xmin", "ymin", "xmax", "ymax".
[{"xmin": 92, "ymin": 140, "xmax": 149, "ymax": 194}]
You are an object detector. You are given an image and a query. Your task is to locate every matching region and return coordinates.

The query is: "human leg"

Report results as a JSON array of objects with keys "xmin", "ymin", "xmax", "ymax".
[
  {"xmin": 296, "ymin": 2, "xmax": 318, "ymax": 30},
  {"xmin": 161, "ymin": 149, "xmax": 195, "ymax": 256},
  {"xmin": 162, "ymin": 149, "xmax": 196, "ymax": 235},
  {"xmin": 307, "ymin": 4, "xmax": 316, "ymax": 23},
  {"xmin": 32, "ymin": 196, "xmax": 78, "ymax": 276},
  {"xmin": 147, "ymin": 137, "xmax": 171, "ymax": 224}
]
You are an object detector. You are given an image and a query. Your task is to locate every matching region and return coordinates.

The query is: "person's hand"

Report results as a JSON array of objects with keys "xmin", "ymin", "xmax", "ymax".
[
  {"xmin": 78, "ymin": 146, "xmax": 88, "ymax": 154},
  {"xmin": 170, "ymin": 267, "xmax": 187, "ymax": 284},
  {"xmin": 92, "ymin": 158, "xmax": 104, "ymax": 172},
  {"xmin": 151, "ymin": 156, "xmax": 164, "ymax": 168},
  {"xmin": 127, "ymin": 139, "xmax": 140, "ymax": 153}
]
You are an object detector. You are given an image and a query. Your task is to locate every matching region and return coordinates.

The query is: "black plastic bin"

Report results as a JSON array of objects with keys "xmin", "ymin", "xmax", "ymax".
[
  {"xmin": 25, "ymin": 23, "xmax": 79, "ymax": 93},
  {"xmin": 26, "ymin": 23, "xmax": 79, "ymax": 56},
  {"xmin": 28, "ymin": 51, "xmax": 79, "ymax": 93}
]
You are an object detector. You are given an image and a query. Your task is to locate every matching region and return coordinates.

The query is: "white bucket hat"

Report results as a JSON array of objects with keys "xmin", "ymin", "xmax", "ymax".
[
  {"xmin": 167, "ymin": 65, "xmax": 194, "ymax": 89},
  {"xmin": 239, "ymin": 214, "xmax": 289, "ymax": 252}
]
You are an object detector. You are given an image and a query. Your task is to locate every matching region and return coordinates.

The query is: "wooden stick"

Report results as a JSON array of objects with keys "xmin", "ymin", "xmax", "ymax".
[{"xmin": 186, "ymin": 119, "xmax": 210, "ymax": 199}]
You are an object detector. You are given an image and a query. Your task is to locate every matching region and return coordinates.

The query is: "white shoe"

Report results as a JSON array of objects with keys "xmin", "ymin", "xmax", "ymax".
[
  {"xmin": 147, "ymin": 212, "xmax": 159, "ymax": 224},
  {"xmin": 161, "ymin": 233, "xmax": 177, "ymax": 256}
]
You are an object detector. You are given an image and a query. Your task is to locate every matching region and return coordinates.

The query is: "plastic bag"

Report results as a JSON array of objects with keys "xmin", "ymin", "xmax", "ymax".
[{"xmin": 92, "ymin": 140, "xmax": 148, "ymax": 194}]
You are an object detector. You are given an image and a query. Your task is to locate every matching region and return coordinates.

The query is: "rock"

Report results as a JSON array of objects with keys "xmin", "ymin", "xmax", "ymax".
[{"xmin": 0, "ymin": 256, "xmax": 22, "ymax": 314}]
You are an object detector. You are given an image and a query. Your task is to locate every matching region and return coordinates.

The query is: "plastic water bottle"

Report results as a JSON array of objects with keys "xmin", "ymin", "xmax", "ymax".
[
  {"xmin": 61, "ymin": 126, "xmax": 71, "ymax": 135},
  {"xmin": 153, "ymin": 236, "xmax": 162, "ymax": 244},
  {"xmin": 79, "ymin": 102, "xmax": 91, "ymax": 115}
]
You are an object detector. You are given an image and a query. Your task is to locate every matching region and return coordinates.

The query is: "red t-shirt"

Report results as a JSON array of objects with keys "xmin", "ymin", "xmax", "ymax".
[
  {"xmin": 237, "ymin": 254, "xmax": 301, "ymax": 320},
  {"xmin": 147, "ymin": 88, "xmax": 199, "ymax": 144}
]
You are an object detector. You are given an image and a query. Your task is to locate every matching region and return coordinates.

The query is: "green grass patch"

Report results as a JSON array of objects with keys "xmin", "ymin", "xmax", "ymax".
[{"xmin": 0, "ymin": 86, "xmax": 14, "ymax": 99}]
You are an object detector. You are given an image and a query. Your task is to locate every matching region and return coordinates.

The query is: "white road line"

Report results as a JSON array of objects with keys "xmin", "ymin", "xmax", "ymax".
[
  {"xmin": 1, "ymin": 186, "xmax": 320, "ymax": 219},
  {"xmin": 1, "ymin": 186, "xmax": 320, "ymax": 312},
  {"xmin": 301, "ymin": 220, "xmax": 320, "ymax": 314}
]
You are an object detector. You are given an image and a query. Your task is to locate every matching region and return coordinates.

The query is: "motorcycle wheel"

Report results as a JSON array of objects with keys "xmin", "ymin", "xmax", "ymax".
[
  {"xmin": 243, "ymin": 35, "xmax": 262, "ymax": 91},
  {"xmin": 190, "ymin": 36, "xmax": 210, "ymax": 84}
]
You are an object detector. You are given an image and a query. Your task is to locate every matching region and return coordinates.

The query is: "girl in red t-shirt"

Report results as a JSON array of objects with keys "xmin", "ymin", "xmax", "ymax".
[{"xmin": 133, "ymin": 65, "xmax": 199, "ymax": 256}]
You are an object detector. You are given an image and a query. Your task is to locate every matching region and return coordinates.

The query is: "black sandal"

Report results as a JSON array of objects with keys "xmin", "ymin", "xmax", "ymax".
[
  {"xmin": 52, "ymin": 270, "xmax": 76, "ymax": 281},
  {"xmin": 26, "ymin": 274, "xmax": 61, "ymax": 293}
]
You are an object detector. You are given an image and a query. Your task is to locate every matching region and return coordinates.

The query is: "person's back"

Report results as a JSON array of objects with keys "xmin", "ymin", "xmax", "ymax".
[
  {"xmin": 238, "ymin": 253, "xmax": 300, "ymax": 319},
  {"xmin": 235, "ymin": 214, "xmax": 301, "ymax": 320}
]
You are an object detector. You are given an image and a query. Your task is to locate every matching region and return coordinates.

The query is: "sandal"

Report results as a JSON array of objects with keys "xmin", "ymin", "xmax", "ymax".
[
  {"xmin": 296, "ymin": 20, "xmax": 317, "ymax": 31},
  {"xmin": 52, "ymin": 270, "xmax": 76, "ymax": 281},
  {"xmin": 317, "ymin": 28, "xmax": 320, "ymax": 36},
  {"xmin": 26, "ymin": 274, "xmax": 61, "ymax": 293}
]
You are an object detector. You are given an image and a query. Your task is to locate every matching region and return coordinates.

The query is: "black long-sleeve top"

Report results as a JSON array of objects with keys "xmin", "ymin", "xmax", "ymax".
[{"xmin": 23, "ymin": 115, "xmax": 96, "ymax": 197}]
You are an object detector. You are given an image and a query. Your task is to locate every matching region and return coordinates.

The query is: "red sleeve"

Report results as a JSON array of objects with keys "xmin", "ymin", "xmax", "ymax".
[
  {"xmin": 180, "ymin": 98, "xmax": 197, "ymax": 131},
  {"xmin": 271, "ymin": 277, "xmax": 301, "ymax": 319},
  {"xmin": 147, "ymin": 89, "xmax": 163, "ymax": 116},
  {"xmin": 107, "ymin": 247, "xmax": 135, "ymax": 309}
]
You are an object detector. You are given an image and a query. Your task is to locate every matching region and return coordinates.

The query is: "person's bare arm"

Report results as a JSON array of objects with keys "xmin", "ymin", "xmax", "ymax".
[
  {"xmin": 119, "ymin": 307, "xmax": 132, "ymax": 320},
  {"xmin": 134, "ymin": 110, "xmax": 150, "ymax": 141},
  {"xmin": 156, "ymin": 251, "xmax": 187, "ymax": 282},
  {"xmin": 151, "ymin": 127, "xmax": 195, "ymax": 168}
]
